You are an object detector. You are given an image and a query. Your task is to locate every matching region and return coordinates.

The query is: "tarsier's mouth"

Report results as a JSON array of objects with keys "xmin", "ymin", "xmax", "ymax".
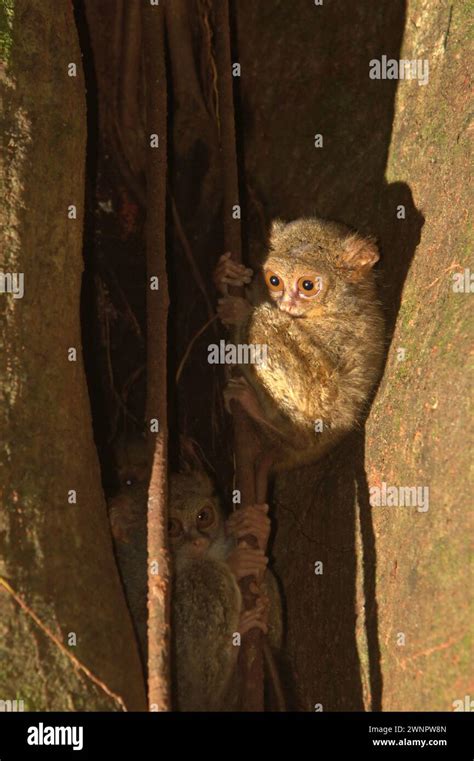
[
  {"xmin": 278, "ymin": 304, "xmax": 305, "ymax": 317},
  {"xmin": 184, "ymin": 543, "xmax": 210, "ymax": 557}
]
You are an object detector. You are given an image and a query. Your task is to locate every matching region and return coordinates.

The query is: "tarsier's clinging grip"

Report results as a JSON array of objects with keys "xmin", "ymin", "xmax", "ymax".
[
  {"xmin": 216, "ymin": 217, "xmax": 385, "ymax": 470},
  {"xmin": 109, "ymin": 446, "xmax": 282, "ymax": 711},
  {"xmin": 168, "ymin": 470, "xmax": 281, "ymax": 711}
]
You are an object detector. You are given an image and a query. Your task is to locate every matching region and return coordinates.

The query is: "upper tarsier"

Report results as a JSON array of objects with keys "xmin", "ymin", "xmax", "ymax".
[{"xmin": 214, "ymin": 217, "xmax": 385, "ymax": 470}]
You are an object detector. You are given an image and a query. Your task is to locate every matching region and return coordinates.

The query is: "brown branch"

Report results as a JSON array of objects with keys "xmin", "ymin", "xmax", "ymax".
[
  {"xmin": 119, "ymin": 0, "xmax": 142, "ymax": 142},
  {"xmin": 0, "ymin": 577, "xmax": 126, "ymax": 711},
  {"xmin": 214, "ymin": 0, "xmax": 265, "ymax": 711},
  {"xmin": 142, "ymin": 0, "xmax": 171, "ymax": 711}
]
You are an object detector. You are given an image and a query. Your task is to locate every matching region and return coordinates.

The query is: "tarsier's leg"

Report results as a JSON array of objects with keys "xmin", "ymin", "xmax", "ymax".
[{"xmin": 224, "ymin": 376, "xmax": 285, "ymax": 442}]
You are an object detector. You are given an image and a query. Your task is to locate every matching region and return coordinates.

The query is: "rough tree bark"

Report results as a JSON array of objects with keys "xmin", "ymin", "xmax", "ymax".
[
  {"xmin": 143, "ymin": 0, "xmax": 171, "ymax": 712},
  {"xmin": 0, "ymin": 0, "xmax": 146, "ymax": 710}
]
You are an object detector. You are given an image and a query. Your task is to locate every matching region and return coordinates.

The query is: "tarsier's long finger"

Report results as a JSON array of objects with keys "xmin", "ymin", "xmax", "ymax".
[
  {"xmin": 238, "ymin": 559, "xmax": 268, "ymax": 577},
  {"xmin": 220, "ymin": 276, "xmax": 251, "ymax": 286},
  {"xmin": 217, "ymin": 254, "xmax": 251, "ymax": 274},
  {"xmin": 226, "ymin": 377, "xmax": 248, "ymax": 389},
  {"xmin": 236, "ymin": 559, "xmax": 268, "ymax": 574},
  {"xmin": 220, "ymin": 262, "xmax": 251, "ymax": 277},
  {"xmin": 237, "ymin": 547, "xmax": 266, "ymax": 558},
  {"xmin": 231, "ymin": 524, "xmax": 268, "ymax": 547},
  {"xmin": 215, "ymin": 258, "xmax": 251, "ymax": 283},
  {"xmin": 228, "ymin": 511, "xmax": 269, "ymax": 531},
  {"xmin": 227, "ymin": 510, "xmax": 270, "ymax": 546},
  {"xmin": 228, "ymin": 503, "xmax": 269, "ymax": 521},
  {"xmin": 238, "ymin": 554, "xmax": 268, "ymax": 568},
  {"xmin": 237, "ymin": 552, "xmax": 268, "ymax": 567},
  {"xmin": 229, "ymin": 515, "xmax": 267, "ymax": 533},
  {"xmin": 240, "ymin": 608, "xmax": 267, "ymax": 631},
  {"xmin": 238, "ymin": 602, "xmax": 269, "ymax": 634},
  {"xmin": 238, "ymin": 615, "xmax": 268, "ymax": 636},
  {"xmin": 215, "ymin": 265, "xmax": 246, "ymax": 281}
]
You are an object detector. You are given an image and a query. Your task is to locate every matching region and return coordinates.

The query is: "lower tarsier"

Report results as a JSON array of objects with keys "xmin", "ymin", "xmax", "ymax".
[{"xmin": 108, "ymin": 217, "xmax": 385, "ymax": 710}]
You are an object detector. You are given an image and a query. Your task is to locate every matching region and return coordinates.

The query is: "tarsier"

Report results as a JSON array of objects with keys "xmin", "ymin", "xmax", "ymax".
[
  {"xmin": 214, "ymin": 217, "xmax": 385, "ymax": 471},
  {"xmin": 108, "ymin": 438, "xmax": 282, "ymax": 711}
]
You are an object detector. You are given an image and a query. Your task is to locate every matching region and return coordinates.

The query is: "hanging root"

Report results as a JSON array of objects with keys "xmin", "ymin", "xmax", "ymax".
[{"xmin": 176, "ymin": 314, "xmax": 218, "ymax": 383}]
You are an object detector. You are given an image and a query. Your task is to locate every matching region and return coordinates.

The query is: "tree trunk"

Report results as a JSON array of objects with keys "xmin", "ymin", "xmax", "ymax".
[
  {"xmin": 0, "ymin": 0, "xmax": 146, "ymax": 711},
  {"xmin": 234, "ymin": 0, "xmax": 471, "ymax": 711}
]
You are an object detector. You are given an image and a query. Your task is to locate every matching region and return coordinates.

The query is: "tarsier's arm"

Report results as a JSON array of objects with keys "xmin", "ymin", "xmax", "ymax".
[
  {"xmin": 214, "ymin": 256, "xmax": 292, "ymax": 437},
  {"xmin": 215, "ymin": 255, "xmax": 339, "ymax": 446}
]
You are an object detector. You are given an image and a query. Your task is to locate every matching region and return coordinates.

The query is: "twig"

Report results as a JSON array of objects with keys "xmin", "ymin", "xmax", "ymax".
[
  {"xmin": 169, "ymin": 190, "xmax": 217, "ymax": 327},
  {"xmin": 443, "ymin": 4, "xmax": 453, "ymax": 51},
  {"xmin": 176, "ymin": 314, "xmax": 218, "ymax": 383},
  {"xmin": 0, "ymin": 577, "xmax": 127, "ymax": 711},
  {"xmin": 423, "ymin": 262, "xmax": 460, "ymax": 290}
]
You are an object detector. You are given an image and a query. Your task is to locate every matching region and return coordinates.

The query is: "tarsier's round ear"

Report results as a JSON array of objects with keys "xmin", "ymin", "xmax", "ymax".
[
  {"xmin": 178, "ymin": 435, "xmax": 213, "ymax": 475},
  {"xmin": 179, "ymin": 437, "xmax": 201, "ymax": 473},
  {"xmin": 270, "ymin": 218, "xmax": 286, "ymax": 237},
  {"xmin": 338, "ymin": 234, "xmax": 380, "ymax": 281}
]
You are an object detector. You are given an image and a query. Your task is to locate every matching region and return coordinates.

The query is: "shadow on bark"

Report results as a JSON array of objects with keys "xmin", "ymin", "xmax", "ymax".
[{"xmin": 231, "ymin": 0, "xmax": 424, "ymax": 709}]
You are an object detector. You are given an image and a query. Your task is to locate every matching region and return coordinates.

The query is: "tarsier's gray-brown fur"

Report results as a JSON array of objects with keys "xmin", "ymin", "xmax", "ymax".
[
  {"xmin": 169, "ymin": 470, "xmax": 282, "ymax": 711},
  {"xmin": 110, "ymin": 449, "xmax": 281, "ymax": 711},
  {"xmin": 234, "ymin": 217, "xmax": 385, "ymax": 470}
]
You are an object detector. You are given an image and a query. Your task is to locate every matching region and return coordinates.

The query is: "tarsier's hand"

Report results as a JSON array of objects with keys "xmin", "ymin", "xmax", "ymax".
[
  {"xmin": 237, "ymin": 586, "xmax": 270, "ymax": 636},
  {"xmin": 217, "ymin": 295, "xmax": 252, "ymax": 327},
  {"xmin": 213, "ymin": 252, "xmax": 253, "ymax": 294},
  {"xmin": 227, "ymin": 504, "xmax": 270, "ymax": 552},
  {"xmin": 226, "ymin": 543, "xmax": 268, "ymax": 581},
  {"xmin": 223, "ymin": 376, "xmax": 262, "ymax": 418}
]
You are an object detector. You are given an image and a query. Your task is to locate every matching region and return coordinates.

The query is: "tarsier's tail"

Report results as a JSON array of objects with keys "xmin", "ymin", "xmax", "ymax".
[{"xmin": 263, "ymin": 641, "xmax": 286, "ymax": 712}]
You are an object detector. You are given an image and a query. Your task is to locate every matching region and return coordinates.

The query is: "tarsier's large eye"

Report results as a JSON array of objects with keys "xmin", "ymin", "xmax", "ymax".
[
  {"xmin": 265, "ymin": 270, "xmax": 284, "ymax": 292},
  {"xmin": 168, "ymin": 518, "xmax": 183, "ymax": 538},
  {"xmin": 297, "ymin": 276, "xmax": 323, "ymax": 297},
  {"xmin": 196, "ymin": 505, "xmax": 215, "ymax": 529}
]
